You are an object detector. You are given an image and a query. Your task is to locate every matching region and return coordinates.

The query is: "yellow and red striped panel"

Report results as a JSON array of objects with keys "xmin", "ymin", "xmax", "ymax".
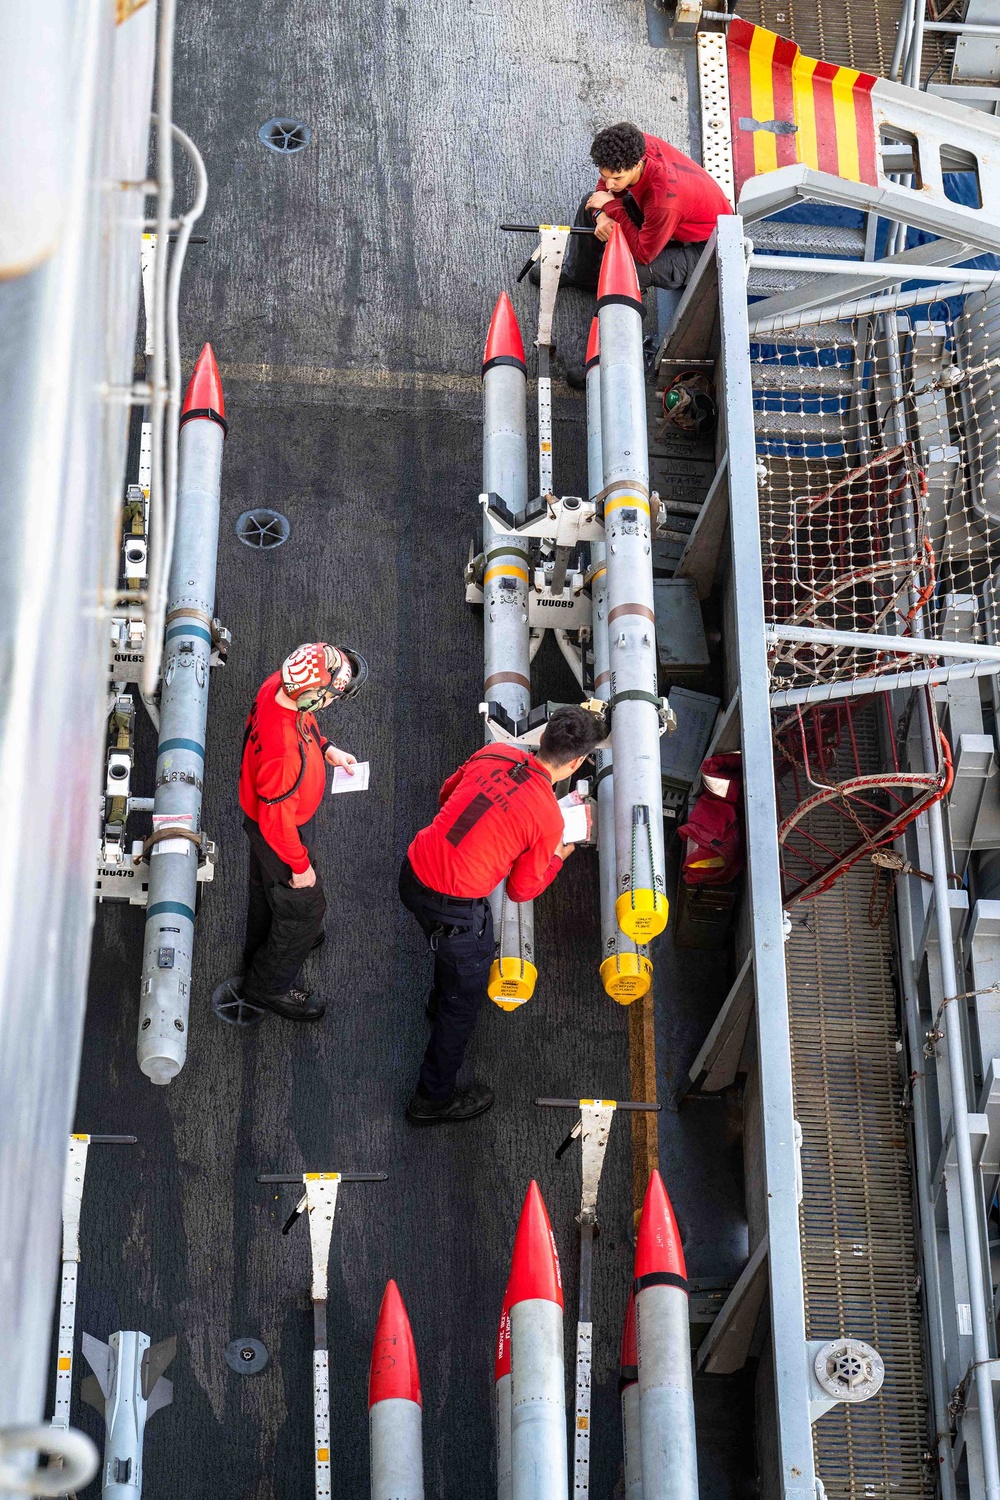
[{"xmin": 727, "ymin": 19, "xmax": 878, "ymax": 196}]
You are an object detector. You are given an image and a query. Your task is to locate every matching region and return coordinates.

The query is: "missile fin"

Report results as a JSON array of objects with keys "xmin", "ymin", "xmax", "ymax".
[
  {"xmin": 145, "ymin": 1374, "xmax": 173, "ymax": 1417},
  {"xmin": 81, "ymin": 1333, "xmax": 112, "ymax": 1398},
  {"xmin": 80, "ymin": 1374, "xmax": 106, "ymax": 1415},
  {"xmin": 141, "ymin": 1334, "xmax": 177, "ymax": 1399}
]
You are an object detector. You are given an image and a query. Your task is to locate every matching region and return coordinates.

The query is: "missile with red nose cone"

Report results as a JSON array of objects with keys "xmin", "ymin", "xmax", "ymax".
[
  {"xmin": 634, "ymin": 1171, "xmax": 698, "ymax": 1500},
  {"xmin": 508, "ymin": 1180, "xmax": 568, "ymax": 1500},
  {"xmin": 481, "ymin": 294, "xmax": 537, "ymax": 1011},
  {"xmin": 137, "ymin": 344, "xmax": 226, "ymax": 1084},
  {"xmin": 586, "ymin": 315, "xmax": 652, "ymax": 1004},
  {"xmin": 495, "ymin": 1289, "xmax": 512, "ymax": 1500},
  {"xmin": 597, "ymin": 228, "xmax": 668, "ymax": 947},
  {"xmin": 619, "ymin": 1293, "xmax": 643, "ymax": 1499},
  {"xmin": 369, "ymin": 1280, "xmax": 424, "ymax": 1500}
]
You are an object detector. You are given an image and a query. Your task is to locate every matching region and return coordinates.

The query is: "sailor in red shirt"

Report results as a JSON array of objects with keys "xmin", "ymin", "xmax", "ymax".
[
  {"xmin": 238, "ymin": 642, "xmax": 367, "ymax": 1022},
  {"xmin": 400, "ymin": 705, "xmax": 606, "ymax": 1126},
  {"xmin": 560, "ymin": 121, "xmax": 732, "ymax": 293}
]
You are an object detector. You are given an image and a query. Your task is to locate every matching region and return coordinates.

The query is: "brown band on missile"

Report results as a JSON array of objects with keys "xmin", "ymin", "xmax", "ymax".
[
  {"xmin": 594, "ymin": 670, "xmax": 611, "ymax": 689},
  {"xmin": 608, "ymin": 603, "xmax": 656, "ymax": 625},
  {"xmin": 484, "ymin": 671, "xmax": 531, "ymax": 691}
]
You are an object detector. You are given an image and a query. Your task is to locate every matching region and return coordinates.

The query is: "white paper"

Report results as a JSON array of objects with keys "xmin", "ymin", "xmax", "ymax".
[
  {"xmin": 330, "ymin": 761, "xmax": 369, "ymax": 794},
  {"xmin": 151, "ymin": 812, "xmax": 192, "ymax": 857},
  {"xmin": 558, "ymin": 792, "xmax": 590, "ymax": 844}
]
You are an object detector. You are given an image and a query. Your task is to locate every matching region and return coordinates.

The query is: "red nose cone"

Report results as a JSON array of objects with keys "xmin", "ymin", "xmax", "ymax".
[
  {"xmin": 619, "ymin": 1293, "xmax": 638, "ymax": 1391},
  {"xmin": 596, "ymin": 224, "xmax": 641, "ymax": 306},
  {"xmin": 585, "ymin": 317, "xmax": 600, "ymax": 371},
  {"xmin": 368, "ymin": 1280, "xmax": 422, "ymax": 1409},
  {"xmin": 483, "ymin": 292, "xmax": 527, "ymax": 375},
  {"xmin": 634, "ymin": 1170, "xmax": 686, "ymax": 1281},
  {"xmin": 494, "ymin": 1290, "xmax": 511, "ymax": 1383},
  {"xmin": 506, "ymin": 1181, "xmax": 563, "ymax": 1309},
  {"xmin": 181, "ymin": 342, "xmax": 225, "ymax": 421}
]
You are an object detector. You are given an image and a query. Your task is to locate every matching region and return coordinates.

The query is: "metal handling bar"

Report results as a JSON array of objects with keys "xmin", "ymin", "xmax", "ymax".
[
  {"xmin": 258, "ymin": 1172, "xmax": 388, "ymax": 1183},
  {"xmin": 262, "ymin": 1171, "xmax": 386, "ymax": 1500},
  {"xmin": 536, "ymin": 1098, "xmax": 659, "ymax": 1110},
  {"xmin": 767, "ymin": 622, "xmax": 1000, "ymax": 663},
  {"xmin": 51, "ymin": 1134, "xmax": 138, "ymax": 1476},
  {"xmin": 538, "ymin": 1098, "xmax": 658, "ymax": 1499},
  {"xmin": 500, "ymin": 223, "xmax": 596, "ymax": 234}
]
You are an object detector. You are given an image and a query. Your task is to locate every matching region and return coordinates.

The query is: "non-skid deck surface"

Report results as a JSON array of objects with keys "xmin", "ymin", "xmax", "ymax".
[{"xmin": 73, "ymin": 2, "xmax": 747, "ymax": 1494}]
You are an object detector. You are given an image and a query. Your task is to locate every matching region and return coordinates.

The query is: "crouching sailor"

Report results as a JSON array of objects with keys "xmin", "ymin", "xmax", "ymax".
[
  {"xmin": 400, "ymin": 706, "xmax": 605, "ymax": 1125},
  {"xmin": 238, "ymin": 641, "xmax": 367, "ymax": 1022}
]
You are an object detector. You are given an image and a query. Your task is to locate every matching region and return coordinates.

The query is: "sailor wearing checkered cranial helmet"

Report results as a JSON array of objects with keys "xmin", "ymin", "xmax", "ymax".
[{"xmin": 237, "ymin": 642, "xmax": 368, "ymax": 1022}]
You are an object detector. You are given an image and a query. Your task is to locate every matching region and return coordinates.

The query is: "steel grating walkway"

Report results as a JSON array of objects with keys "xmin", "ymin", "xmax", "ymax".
[
  {"xmin": 742, "ymin": 0, "xmax": 949, "ymax": 85},
  {"xmin": 784, "ymin": 841, "xmax": 932, "ymax": 1498}
]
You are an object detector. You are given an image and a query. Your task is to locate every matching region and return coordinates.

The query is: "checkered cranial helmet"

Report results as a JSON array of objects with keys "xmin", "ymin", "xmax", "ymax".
[{"xmin": 280, "ymin": 642, "xmax": 368, "ymax": 712}]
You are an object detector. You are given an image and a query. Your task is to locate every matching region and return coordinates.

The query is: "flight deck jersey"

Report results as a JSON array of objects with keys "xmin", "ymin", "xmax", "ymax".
[
  {"xmin": 599, "ymin": 133, "xmax": 732, "ymax": 264},
  {"xmin": 239, "ymin": 671, "xmax": 330, "ymax": 873},
  {"xmin": 408, "ymin": 746, "xmax": 564, "ymax": 902}
]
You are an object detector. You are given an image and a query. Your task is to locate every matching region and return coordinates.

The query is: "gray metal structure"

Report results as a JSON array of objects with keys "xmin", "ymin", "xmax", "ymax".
[
  {"xmin": 481, "ymin": 298, "xmax": 536, "ymax": 1008},
  {"xmin": 80, "ymin": 1330, "xmax": 176, "ymax": 1499},
  {"xmin": 587, "ymin": 328, "xmax": 653, "ymax": 1002},
  {"xmin": 597, "ymin": 231, "xmax": 669, "ymax": 952},
  {"xmin": 509, "ymin": 1296, "xmax": 568, "ymax": 1500},
  {"xmin": 0, "ymin": 0, "xmax": 157, "ymax": 1473},
  {"xmin": 136, "ymin": 360, "xmax": 225, "ymax": 1085}
]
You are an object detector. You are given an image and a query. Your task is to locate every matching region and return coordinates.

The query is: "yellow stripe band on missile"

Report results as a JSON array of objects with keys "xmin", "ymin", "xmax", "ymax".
[
  {"xmin": 304, "ymin": 1172, "xmax": 341, "ymax": 1182},
  {"xmin": 604, "ymin": 493, "xmax": 650, "ymax": 519},
  {"xmin": 590, "ymin": 566, "xmax": 607, "ymax": 584},
  {"xmin": 484, "ymin": 565, "xmax": 529, "ymax": 584},
  {"xmin": 600, "ymin": 950, "xmax": 654, "ymax": 1002},
  {"xmin": 489, "ymin": 956, "xmax": 537, "ymax": 1008},
  {"xmin": 615, "ymin": 890, "xmax": 668, "ymax": 942}
]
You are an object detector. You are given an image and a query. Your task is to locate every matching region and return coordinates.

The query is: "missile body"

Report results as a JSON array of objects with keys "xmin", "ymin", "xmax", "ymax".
[
  {"xmin": 495, "ymin": 1291, "xmax": 512, "ymax": 1500},
  {"xmin": 587, "ymin": 316, "xmax": 652, "ymax": 1003},
  {"xmin": 508, "ymin": 1180, "xmax": 568, "ymax": 1500},
  {"xmin": 81, "ymin": 1330, "xmax": 175, "ymax": 1498},
  {"xmin": 369, "ymin": 1280, "xmax": 424, "ymax": 1500},
  {"xmin": 482, "ymin": 294, "xmax": 536, "ymax": 1010},
  {"xmin": 137, "ymin": 344, "xmax": 225, "ymax": 1084},
  {"xmin": 620, "ymin": 1293, "xmax": 643, "ymax": 1499},
  {"xmin": 634, "ymin": 1172, "xmax": 698, "ymax": 1500},
  {"xmin": 597, "ymin": 230, "xmax": 668, "ymax": 945}
]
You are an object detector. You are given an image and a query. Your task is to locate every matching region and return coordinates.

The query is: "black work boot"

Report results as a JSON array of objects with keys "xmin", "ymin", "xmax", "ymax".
[
  {"xmin": 252, "ymin": 987, "xmax": 326, "ymax": 1022},
  {"xmin": 406, "ymin": 1082, "xmax": 495, "ymax": 1126}
]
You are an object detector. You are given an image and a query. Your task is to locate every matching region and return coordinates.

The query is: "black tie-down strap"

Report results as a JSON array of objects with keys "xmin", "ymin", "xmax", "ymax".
[
  {"xmin": 633, "ymin": 1270, "xmax": 689, "ymax": 1296},
  {"xmin": 608, "ymin": 689, "xmax": 663, "ymax": 723}
]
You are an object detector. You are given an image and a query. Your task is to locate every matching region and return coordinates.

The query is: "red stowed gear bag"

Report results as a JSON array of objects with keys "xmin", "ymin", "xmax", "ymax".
[{"xmin": 677, "ymin": 753, "xmax": 745, "ymax": 886}]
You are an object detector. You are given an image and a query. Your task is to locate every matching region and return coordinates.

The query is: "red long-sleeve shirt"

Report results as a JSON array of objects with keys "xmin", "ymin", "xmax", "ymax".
[
  {"xmin": 408, "ymin": 746, "xmax": 564, "ymax": 902},
  {"xmin": 599, "ymin": 134, "xmax": 732, "ymax": 264},
  {"xmin": 239, "ymin": 671, "xmax": 330, "ymax": 873}
]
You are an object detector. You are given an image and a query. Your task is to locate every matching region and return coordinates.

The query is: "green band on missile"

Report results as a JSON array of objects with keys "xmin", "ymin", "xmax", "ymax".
[
  {"xmin": 157, "ymin": 738, "xmax": 205, "ymax": 758},
  {"xmin": 146, "ymin": 901, "xmax": 196, "ymax": 923},
  {"xmin": 486, "ymin": 545, "xmax": 531, "ymax": 566},
  {"xmin": 166, "ymin": 623, "xmax": 213, "ymax": 644}
]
